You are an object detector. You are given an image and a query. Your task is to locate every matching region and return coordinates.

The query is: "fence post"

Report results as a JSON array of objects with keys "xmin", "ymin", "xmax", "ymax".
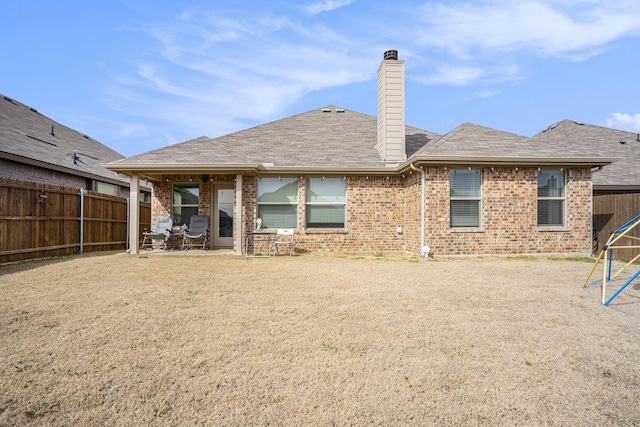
[{"xmin": 79, "ymin": 188, "xmax": 88, "ymax": 254}]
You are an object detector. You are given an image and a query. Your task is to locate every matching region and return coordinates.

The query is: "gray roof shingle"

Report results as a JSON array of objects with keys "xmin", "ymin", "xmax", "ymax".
[
  {"xmin": 109, "ymin": 106, "xmax": 440, "ymax": 170},
  {"xmin": 531, "ymin": 120, "xmax": 640, "ymax": 189},
  {"xmin": 0, "ymin": 94, "xmax": 128, "ymax": 184}
]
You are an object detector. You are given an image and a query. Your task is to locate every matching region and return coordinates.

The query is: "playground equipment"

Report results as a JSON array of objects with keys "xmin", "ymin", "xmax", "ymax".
[{"xmin": 583, "ymin": 214, "xmax": 640, "ymax": 306}]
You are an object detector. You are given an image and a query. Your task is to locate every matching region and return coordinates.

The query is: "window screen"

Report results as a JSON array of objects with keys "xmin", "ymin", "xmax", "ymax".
[
  {"xmin": 306, "ymin": 178, "xmax": 346, "ymax": 228},
  {"xmin": 258, "ymin": 178, "xmax": 298, "ymax": 228},
  {"xmin": 450, "ymin": 169, "xmax": 481, "ymax": 228}
]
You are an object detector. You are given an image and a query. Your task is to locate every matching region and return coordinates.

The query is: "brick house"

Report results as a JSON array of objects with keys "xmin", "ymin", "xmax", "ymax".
[
  {"xmin": 0, "ymin": 94, "xmax": 149, "ymax": 199},
  {"xmin": 105, "ymin": 50, "xmax": 614, "ymax": 257}
]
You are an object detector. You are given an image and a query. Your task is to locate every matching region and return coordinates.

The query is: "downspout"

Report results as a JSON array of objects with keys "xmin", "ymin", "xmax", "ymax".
[{"xmin": 409, "ymin": 163, "xmax": 425, "ymax": 255}]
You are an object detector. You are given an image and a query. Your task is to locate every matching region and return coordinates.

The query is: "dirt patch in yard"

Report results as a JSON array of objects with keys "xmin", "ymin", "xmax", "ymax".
[{"xmin": 1, "ymin": 252, "xmax": 639, "ymax": 426}]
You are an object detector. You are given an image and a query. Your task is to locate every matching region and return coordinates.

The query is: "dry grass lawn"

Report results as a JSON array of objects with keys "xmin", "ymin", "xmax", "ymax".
[{"xmin": 1, "ymin": 251, "xmax": 639, "ymax": 426}]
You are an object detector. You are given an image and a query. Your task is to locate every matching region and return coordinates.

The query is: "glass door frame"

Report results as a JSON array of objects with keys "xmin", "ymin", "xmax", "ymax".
[{"xmin": 212, "ymin": 183, "xmax": 234, "ymax": 248}]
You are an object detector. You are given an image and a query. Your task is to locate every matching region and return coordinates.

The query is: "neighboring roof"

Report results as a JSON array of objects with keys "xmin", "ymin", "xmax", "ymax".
[
  {"xmin": 106, "ymin": 106, "xmax": 440, "ymax": 177},
  {"xmin": 531, "ymin": 120, "xmax": 639, "ymax": 191},
  {"xmin": 0, "ymin": 94, "xmax": 130, "ymax": 186}
]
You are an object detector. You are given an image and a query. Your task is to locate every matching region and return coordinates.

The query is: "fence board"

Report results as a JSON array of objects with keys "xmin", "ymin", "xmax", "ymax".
[
  {"xmin": 593, "ymin": 193, "xmax": 640, "ymax": 263},
  {"xmin": 0, "ymin": 178, "xmax": 150, "ymax": 263}
]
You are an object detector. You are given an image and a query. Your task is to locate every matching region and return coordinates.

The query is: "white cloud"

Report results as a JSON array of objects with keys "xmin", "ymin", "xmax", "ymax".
[
  {"xmin": 415, "ymin": 64, "xmax": 523, "ymax": 87},
  {"xmin": 416, "ymin": 1, "xmax": 640, "ymax": 59},
  {"xmin": 303, "ymin": 0, "xmax": 355, "ymax": 15},
  {"xmin": 605, "ymin": 113, "xmax": 640, "ymax": 132}
]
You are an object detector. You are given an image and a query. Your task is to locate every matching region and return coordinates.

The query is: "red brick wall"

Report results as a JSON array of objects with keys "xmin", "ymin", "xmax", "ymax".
[
  {"xmin": 150, "ymin": 168, "xmax": 592, "ymax": 257},
  {"xmin": 420, "ymin": 167, "xmax": 592, "ymax": 257}
]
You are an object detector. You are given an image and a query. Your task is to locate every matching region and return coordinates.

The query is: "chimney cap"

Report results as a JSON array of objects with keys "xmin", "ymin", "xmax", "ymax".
[{"xmin": 383, "ymin": 50, "xmax": 398, "ymax": 60}]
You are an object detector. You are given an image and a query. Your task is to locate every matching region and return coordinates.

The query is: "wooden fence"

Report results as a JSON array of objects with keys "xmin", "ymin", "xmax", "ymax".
[
  {"xmin": 593, "ymin": 193, "xmax": 640, "ymax": 263},
  {"xmin": 0, "ymin": 178, "xmax": 150, "ymax": 264}
]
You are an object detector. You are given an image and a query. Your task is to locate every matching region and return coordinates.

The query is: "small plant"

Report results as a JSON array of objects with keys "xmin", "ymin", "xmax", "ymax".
[
  {"xmin": 524, "ymin": 360, "xmax": 532, "ymax": 366},
  {"xmin": 601, "ymin": 368, "xmax": 613, "ymax": 378},
  {"xmin": 321, "ymin": 342, "xmax": 335, "ymax": 350},
  {"xmin": 374, "ymin": 252, "xmax": 385, "ymax": 258},
  {"xmin": 154, "ymin": 401, "xmax": 172, "ymax": 417},
  {"xmin": 24, "ymin": 401, "xmax": 59, "ymax": 419},
  {"xmin": 0, "ymin": 400, "xmax": 17, "ymax": 414},
  {"xmin": 15, "ymin": 362, "xmax": 27, "ymax": 373}
]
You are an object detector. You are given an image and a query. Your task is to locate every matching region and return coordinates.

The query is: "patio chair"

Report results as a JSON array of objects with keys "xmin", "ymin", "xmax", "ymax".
[
  {"xmin": 141, "ymin": 216, "xmax": 173, "ymax": 249},
  {"xmin": 182, "ymin": 215, "xmax": 209, "ymax": 250},
  {"xmin": 272, "ymin": 228, "xmax": 294, "ymax": 256}
]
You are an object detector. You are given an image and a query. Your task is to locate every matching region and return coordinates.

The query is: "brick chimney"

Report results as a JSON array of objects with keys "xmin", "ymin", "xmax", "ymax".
[{"xmin": 376, "ymin": 49, "xmax": 406, "ymax": 163}]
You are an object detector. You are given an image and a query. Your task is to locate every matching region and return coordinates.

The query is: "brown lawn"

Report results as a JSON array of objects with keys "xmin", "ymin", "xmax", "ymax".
[{"xmin": 1, "ymin": 251, "xmax": 639, "ymax": 426}]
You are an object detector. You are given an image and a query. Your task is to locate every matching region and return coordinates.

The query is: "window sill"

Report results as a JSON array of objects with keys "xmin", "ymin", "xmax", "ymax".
[
  {"xmin": 303, "ymin": 228, "xmax": 348, "ymax": 234},
  {"xmin": 537, "ymin": 226, "xmax": 570, "ymax": 232},
  {"xmin": 449, "ymin": 228, "xmax": 484, "ymax": 233}
]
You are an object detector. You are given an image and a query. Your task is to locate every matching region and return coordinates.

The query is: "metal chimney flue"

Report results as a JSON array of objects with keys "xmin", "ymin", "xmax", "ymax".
[{"xmin": 383, "ymin": 49, "xmax": 398, "ymax": 60}]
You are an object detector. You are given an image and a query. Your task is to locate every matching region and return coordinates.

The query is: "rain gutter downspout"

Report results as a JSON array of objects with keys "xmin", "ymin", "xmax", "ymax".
[{"xmin": 409, "ymin": 162, "xmax": 425, "ymax": 253}]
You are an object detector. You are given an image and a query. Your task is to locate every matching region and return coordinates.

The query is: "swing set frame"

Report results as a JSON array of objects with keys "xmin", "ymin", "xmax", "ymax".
[{"xmin": 583, "ymin": 215, "xmax": 640, "ymax": 306}]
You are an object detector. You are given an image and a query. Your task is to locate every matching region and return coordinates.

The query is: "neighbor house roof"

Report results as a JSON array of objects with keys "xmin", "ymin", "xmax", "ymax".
[
  {"xmin": 531, "ymin": 120, "xmax": 640, "ymax": 191},
  {"xmin": 0, "ymin": 94, "xmax": 129, "ymax": 186},
  {"xmin": 105, "ymin": 106, "xmax": 614, "ymax": 180}
]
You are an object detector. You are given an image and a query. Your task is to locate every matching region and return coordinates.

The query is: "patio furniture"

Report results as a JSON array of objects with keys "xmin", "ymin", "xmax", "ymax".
[
  {"xmin": 141, "ymin": 216, "xmax": 173, "ymax": 249},
  {"xmin": 182, "ymin": 215, "xmax": 209, "ymax": 250},
  {"xmin": 272, "ymin": 228, "xmax": 294, "ymax": 256}
]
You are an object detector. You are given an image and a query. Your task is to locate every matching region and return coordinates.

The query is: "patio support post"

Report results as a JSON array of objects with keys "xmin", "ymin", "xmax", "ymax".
[
  {"xmin": 129, "ymin": 174, "xmax": 140, "ymax": 255},
  {"xmin": 234, "ymin": 174, "xmax": 243, "ymax": 255}
]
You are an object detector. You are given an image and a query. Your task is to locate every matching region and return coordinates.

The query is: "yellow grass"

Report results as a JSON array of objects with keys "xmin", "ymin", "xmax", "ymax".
[{"xmin": 1, "ymin": 252, "xmax": 639, "ymax": 426}]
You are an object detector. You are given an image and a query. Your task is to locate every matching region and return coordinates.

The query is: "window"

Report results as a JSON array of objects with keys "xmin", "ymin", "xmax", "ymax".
[
  {"xmin": 96, "ymin": 182, "xmax": 117, "ymax": 196},
  {"xmin": 173, "ymin": 183, "xmax": 199, "ymax": 227},
  {"xmin": 538, "ymin": 170, "xmax": 565, "ymax": 227},
  {"xmin": 306, "ymin": 178, "xmax": 346, "ymax": 228},
  {"xmin": 450, "ymin": 169, "xmax": 481, "ymax": 228},
  {"xmin": 258, "ymin": 178, "xmax": 298, "ymax": 228}
]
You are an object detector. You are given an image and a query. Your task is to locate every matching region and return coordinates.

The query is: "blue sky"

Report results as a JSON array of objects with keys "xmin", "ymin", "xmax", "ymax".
[{"xmin": 2, "ymin": 1, "xmax": 640, "ymax": 157}]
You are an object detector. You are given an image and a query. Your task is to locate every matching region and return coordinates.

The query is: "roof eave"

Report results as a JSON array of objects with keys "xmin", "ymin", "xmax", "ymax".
[{"xmin": 400, "ymin": 156, "xmax": 617, "ymax": 171}]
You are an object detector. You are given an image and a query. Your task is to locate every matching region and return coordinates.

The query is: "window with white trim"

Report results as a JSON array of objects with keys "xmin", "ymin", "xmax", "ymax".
[
  {"xmin": 257, "ymin": 177, "xmax": 298, "ymax": 229},
  {"xmin": 306, "ymin": 178, "xmax": 346, "ymax": 228},
  {"xmin": 537, "ymin": 169, "xmax": 565, "ymax": 227},
  {"xmin": 173, "ymin": 183, "xmax": 199, "ymax": 227},
  {"xmin": 450, "ymin": 169, "xmax": 481, "ymax": 228}
]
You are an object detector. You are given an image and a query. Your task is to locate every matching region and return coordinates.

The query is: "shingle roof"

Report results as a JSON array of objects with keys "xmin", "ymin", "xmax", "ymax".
[
  {"xmin": 108, "ymin": 106, "xmax": 440, "ymax": 171},
  {"xmin": 106, "ymin": 106, "xmax": 616, "ymax": 177},
  {"xmin": 531, "ymin": 120, "xmax": 640, "ymax": 189},
  {"xmin": 0, "ymin": 94, "xmax": 128, "ymax": 184}
]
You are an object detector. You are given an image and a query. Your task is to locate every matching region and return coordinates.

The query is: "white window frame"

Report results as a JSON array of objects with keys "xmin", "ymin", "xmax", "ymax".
[
  {"xmin": 450, "ymin": 168, "xmax": 482, "ymax": 228},
  {"xmin": 257, "ymin": 177, "xmax": 298, "ymax": 229},
  {"xmin": 172, "ymin": 183, "xmax": 199, "ymax": 227},
  {"xmin": 537, "ymin": 169, "xmax": 565, "ymax": 227},
  {"xmin": 306, "ymin": 177, "xmax": 347, "ymax": 229}
]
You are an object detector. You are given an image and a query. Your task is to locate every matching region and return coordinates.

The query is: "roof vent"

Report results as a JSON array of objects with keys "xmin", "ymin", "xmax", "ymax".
[
  {"xmin": 335, "ymin": 108, "xmax": 345, "ymax": 113},
  {"xmin": 383, "ymin": 50, "xmax": 398, "ymax": 60},
  {"xmin": 636, "ymin": 133, "xmax": 640, "ymax": 142},
  {"xmin": 620, "ymin": 141, "xmax": 627, "ymax": 145},
  {"xmin": 321, "ymin": 107, "xmax": 331, "ymax": 113}
]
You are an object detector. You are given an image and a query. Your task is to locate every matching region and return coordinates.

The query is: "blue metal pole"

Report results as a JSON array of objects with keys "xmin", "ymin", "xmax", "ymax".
[
  {"xmin": 604, "ymin": 269, "xmax": 640, "ymax": 306},
  {"xmin": 607, "ymin": 249, "xmax": 613, "ymax": 281}
]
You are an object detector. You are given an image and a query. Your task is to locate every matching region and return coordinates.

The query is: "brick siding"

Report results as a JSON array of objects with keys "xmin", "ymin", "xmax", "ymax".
[{"xmin": 149, "ymin": 167, "xmax": 592, "ymax": 257}]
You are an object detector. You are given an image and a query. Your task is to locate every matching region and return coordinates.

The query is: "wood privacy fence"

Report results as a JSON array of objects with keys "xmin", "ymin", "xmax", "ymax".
[
  {"xmin": 0, "ymin": 178, "xmax": 150, "ymax": 264},
  {"xmin": 593, "ymin": 193, "xmax": 640, "ymax": 263}
]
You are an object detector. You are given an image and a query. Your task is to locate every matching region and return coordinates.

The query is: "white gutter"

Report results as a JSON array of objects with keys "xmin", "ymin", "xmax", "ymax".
[{"xmin": 409, "ymin": 162, "xmax": 425, "ymax": 254}]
